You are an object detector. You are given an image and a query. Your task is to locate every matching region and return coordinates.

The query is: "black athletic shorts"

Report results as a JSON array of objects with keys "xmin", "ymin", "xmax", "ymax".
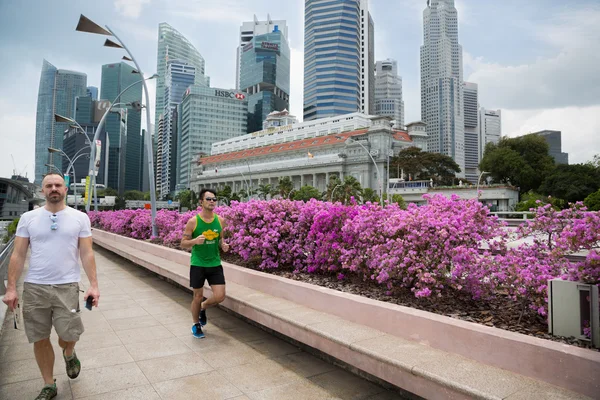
[{"xmin": 190, "ymin": 265, "xmax": 226, "ymax": 289}]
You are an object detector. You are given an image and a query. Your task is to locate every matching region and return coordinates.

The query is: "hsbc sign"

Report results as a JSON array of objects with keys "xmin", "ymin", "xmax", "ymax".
[{"xmin": 214, "ymin": 90, "xmax": 245, "ymax": 100}]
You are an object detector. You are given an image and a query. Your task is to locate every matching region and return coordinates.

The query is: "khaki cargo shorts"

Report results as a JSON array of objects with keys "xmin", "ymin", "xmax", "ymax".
[{"xmin": 22, "ymin": 282, "xmax": 85, "ymax": 344}]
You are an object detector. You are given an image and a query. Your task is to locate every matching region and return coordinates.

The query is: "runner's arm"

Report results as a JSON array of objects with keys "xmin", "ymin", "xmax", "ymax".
[
  {"xmin": 219, "ymin": 218, "xmax": 230, "ymax": 252},
  {"xmin": 181, "ymin": 218, "xmax": 198, "ymax": 249}
]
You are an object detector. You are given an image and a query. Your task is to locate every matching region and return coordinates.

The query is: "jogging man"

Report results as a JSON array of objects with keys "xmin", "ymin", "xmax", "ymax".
[
  {"xmin": 2, "ymin": 173, "xmax": 100, "ymax": 400},
  {"xmin": 181, "ymin": 188, "xmax": 229, "ymax": 339}
]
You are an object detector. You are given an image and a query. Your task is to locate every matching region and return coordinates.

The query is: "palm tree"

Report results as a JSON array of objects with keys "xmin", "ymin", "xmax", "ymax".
[
  {"xmin": 340, "ymin": 176, "xmax": 362, "ymax": 204},
  {"xmin": 324, "ymin": 176, "xmax": 343, "ymax": 202},
  {"xmin": 257, "ymin": 183, "xmax": 273, "ymax": 200},
  {"xmin": 276, "ymin": 177, "xmax": 294, "ymax": 198}
]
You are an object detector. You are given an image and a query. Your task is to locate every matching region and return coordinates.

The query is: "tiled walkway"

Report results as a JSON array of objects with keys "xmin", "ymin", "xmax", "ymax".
[{"xmin": 0, "ymin": 248, "xmax": 405, "ymax": 399}]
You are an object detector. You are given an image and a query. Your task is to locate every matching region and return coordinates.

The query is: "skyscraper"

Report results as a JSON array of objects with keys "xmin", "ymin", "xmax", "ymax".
[
  {"xmin": 374, "ymin": 59, "xmax": 404, "ymax": 128},
  {"xmin": 533, "ymin": 130, "xmax": 568, "ymax": 164},
  {"xmin": 240, "ymin": 27, "xmax": 290, "ymax": 133},
  {"xmin": 87, "ymin": 86, "xmax": 98, "ymax": 100},
  {"xmin": 101, "ymin": 62, "xmax": 142, "ymax": 193},
  {"xmin": 420, "ymin": 0, "xmax": 465, "ymax": 177},
  {"xmin": 34, "ymin": 60, "xmax": 87, "ymax": 183},
  {"xmin": 236, "ymin": 15, "xmax": 288, "ymax": 90},
  {"xmin": 176, "ymin": 86, "xmax": 248, "ymax": 190},
  {"xmin": 155, "ymin": 23, "xmax": 210, "ymax": 146},
  {"xmin": 479, "ymin": 108, "xmax": 501, "ymax": 159},
  {"xmin": 303, "ymin": 0, "xmax": 374, "ymax": 121},
  {"xmin": 463, "ymin": 82, "xmax": 479, "ymax": 183},
  {"xmin": 157, "ymin": 60, "xmax": 196, "ymax": 198}
]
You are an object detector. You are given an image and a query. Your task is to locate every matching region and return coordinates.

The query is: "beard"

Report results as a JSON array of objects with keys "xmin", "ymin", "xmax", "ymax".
[{"xmin": 46, "ymin": 191, "xmax": 65, "ymax": 204}]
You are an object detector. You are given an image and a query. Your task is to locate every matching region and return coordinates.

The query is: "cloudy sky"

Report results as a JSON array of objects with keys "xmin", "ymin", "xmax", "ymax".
[{"xmin": 1, "ymin": 0, "xmax": 599, "ymax": 180}]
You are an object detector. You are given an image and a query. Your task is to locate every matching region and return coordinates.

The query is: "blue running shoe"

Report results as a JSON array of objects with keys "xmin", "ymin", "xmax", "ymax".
[
  {"xmin": 191, "ymin": 323, "xmax": 205, "ymax": 339},
  {"xmin": 199, "ymin": 308, "xmax": 207, "ymax": 327}
]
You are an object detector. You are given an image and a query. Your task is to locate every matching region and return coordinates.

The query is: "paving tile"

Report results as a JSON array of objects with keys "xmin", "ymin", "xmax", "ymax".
[
  {"xmin": 219, "ymin": 357, "xmax": 305, "ymax": 393},
  {"xmin": 246, "ymin": 336, "xmax": 302, "ymax": 358},
  {"xmin": 246, "ymin": 380, "xmax": 344, "ymax": 400},
  {"xmin": 76, "ymin": 345, "xmax": 134, "ymax": 370},
  {"xmin": 124, "ymin": 337, "xmax": 192, "ymax": 361},
  {"xmin": 152, "ymin": 370, "xmax": 242, "ymax": 400},
  {"xmin": 139, "ymin": 301, "xmax": 189, "ymax": 316},
  {"xmin": 69, "ymin": 362, "xmax": 149, "ymax": 398},
  {"xmin": 75, "ymin": 331, "xmax": 123, "ymax": 351},
  {"xmin": 0, "ymin": 342, "xmax": 35, "ymax": 362},
  {"xmin": 77, "ymin": 385, "xmax": 160, "ymax": 400},
  {"xmin": 107, "ymin": 314, "xmax": 162, "ymax": 331},
  {"xmin": 101, "ymin": 306, "xmax": 149, "ymax": 321},
  {"xmin": 0, "ymin": 375, "xmax": 72, "ymax": 400},
  {"xmin": 270, "ymin": 352, "xmax": 337, "ymax": 378},
  {"xmin": 365, "ymin": 391, "xmax": 410, "ymax": 400},
  {"xmin": 0, "ymin": 354, "xmax": 65, "ymax": 385},
  {"xmin": 136, "ymin": 351, "xmax": 213, "ymax": 383},
  {"xmin": 197, "ymin": 342, "xmax": 267, "ymax": 370},
  {"xmin": 309, "ymin": 369, "xmax": 385, "ymax": 400},
  {"xmin": 115, "ymin": 324, "xmax": 175, "ymax": 344}
]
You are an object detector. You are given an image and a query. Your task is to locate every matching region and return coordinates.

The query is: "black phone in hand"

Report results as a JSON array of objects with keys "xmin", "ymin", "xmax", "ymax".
[{"xmin": 85, "ymin": 297, "xmax": 93, "ymax": 310}]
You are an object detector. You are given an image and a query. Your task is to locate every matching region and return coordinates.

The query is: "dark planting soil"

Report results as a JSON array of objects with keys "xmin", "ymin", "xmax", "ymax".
[{"xmin": 221, "ymin": 252, "xmax": 598, "ymax": 351}]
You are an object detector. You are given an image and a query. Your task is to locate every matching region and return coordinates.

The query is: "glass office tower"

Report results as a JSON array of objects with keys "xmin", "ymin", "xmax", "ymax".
[{"xmin": 240, "ymin": 29, "xmax": 290, "ymax": 133}]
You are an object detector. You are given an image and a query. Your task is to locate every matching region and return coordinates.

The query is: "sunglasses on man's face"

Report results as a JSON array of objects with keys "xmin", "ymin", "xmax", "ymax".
[
  {"xmin": 50, "ymin": 214, "xmax": 58, "ymax": 231},
  {"xmin": 204, "ymin": 197, "xmax": 217, "ymax": 202}
]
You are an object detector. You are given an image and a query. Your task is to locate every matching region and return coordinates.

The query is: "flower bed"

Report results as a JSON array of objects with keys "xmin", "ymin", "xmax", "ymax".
[{"xmin": 89, "ymin": 195, "xmax": 600, "ymax": 332}]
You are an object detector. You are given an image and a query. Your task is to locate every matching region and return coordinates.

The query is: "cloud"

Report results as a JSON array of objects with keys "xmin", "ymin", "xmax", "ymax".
[
  {"xmin": 465, "ymin": 7, "xmax": 600, "ymax": 110},
  {"xmin": 0, "ymin": 99, "xmax": 36, "ymax": 180},
  {"xmin": 502, "ymin": 106, "xmax": 600, "ymax": 165},
  {"xmin": 167, "ymin": 0, "xmax": 250, "ymax": 22},
  {"xmin": 114, "ymin": 0, "xmax": 151, "ymax": 19}
]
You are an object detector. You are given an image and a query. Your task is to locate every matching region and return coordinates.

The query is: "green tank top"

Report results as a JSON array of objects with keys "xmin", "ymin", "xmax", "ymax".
[{"xmin": 190, "ymin": 214, "xmax": 222, "ymax": 267}]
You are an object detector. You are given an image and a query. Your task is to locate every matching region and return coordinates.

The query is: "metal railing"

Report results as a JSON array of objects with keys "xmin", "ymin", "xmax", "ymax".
[{"xmin": 0, "ymin": 236, "xmax": 15, "ymax": 295}]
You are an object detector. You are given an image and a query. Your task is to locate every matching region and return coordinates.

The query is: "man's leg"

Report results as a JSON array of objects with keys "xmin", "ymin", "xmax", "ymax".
[
  {"xmin": 58, "ymin": 337, "xmax": 76, "ymax": 357},
  {"xmin": 191, "ymin": 287, "xmax": 204, "ymax": 323},
  {"xmin": 202, "ymin": 284, "xmax": 226, "ymax": 309},
  {"xmin": 33, "ymin": 339, "xmax": 55, "ymax": 385}
]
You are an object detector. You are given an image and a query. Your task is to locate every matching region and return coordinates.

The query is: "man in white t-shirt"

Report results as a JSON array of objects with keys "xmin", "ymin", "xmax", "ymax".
[{"xmin": 2, "ymin": 173, "xmax": 100, "ymax": 400}]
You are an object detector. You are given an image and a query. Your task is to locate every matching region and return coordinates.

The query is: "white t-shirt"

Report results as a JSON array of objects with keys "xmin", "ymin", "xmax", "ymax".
[{"xmin": 16, "ymin": 206, "xmax": 92, "ymax": 284}]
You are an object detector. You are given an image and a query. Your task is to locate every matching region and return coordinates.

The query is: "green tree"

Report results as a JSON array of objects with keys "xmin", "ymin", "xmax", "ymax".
[
  {"xmin": 539, "ymin": 163, "xmax": 600, "ymax": 204},
  {"xmin": 584, "ymin": 189, "xmax": 600, "ymax": 211},
  {"xmin": 292, "ymin": 185, "xmax": 321, "ymax": 202},
  {"xmin": 479, "ymin": 135, "xmax": 555, "ymax": 193},
  {"xmin": 421, "ymin": 152, "xmax": 461, "ymax": 185},
  {"xmin": 339, "ymin": 176, "xmax": 363, "ymax": 204},
  {"xmin": 276, "ymin": 177, "xmax": 294, "ymax": 198},
  {"xmin": 390, "ymin": 147, "xmax": 427, "ymax": 179},
  {"xmin": 3, "ymin": 218, "xmax": 19, "ymax": 243},
  {"xmin": 514, "ymin": 191, "xmax": 565, "ymax": 211},
  {"xmin": 257, "ymin": 183, "xmax": 273, "ymax": 200},
  {"xmin": 217, "ymin": 186, "xmax": 233, "ymax": 205},
  {"xmin": 124, "ymin": 190, "xmax": 146, "ymax": 200},
  {"xmin": 175, "ymin": 189, "xmax": 198, "ymax": 210},
  {"xmin": 324, "ymin": 176, "xmax": 343, "ymax": 202},
  {"xmin": 103, "ymin": 187, "xmax": 119, "ymax": 197},
  {"xmin": 381, "ymin": 193, "xmax": 407, "ymax": 209},
  {"xmin": 361, "ymin": 188, "xmax": 379, "ymax": 203}
]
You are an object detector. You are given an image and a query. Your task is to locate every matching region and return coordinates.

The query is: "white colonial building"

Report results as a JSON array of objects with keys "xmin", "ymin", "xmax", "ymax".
[{"xmin": 190, "ymin": 114, "xmax": 428, "ymax": 195}]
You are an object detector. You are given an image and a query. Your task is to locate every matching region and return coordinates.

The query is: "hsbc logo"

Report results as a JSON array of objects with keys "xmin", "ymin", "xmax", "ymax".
[{"xmin": 214, "ymin": 90, "xmax": 245, "ymax": 100}]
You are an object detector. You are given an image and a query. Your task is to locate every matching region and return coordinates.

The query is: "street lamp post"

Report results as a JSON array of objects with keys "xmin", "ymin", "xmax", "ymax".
[
  {"xmin": 76, "ymin": 14, "xmax": 159, "ymax": 236},
  {"xmin": 45, "ymin": 163, "xmax": 62, "ymax": 174},
  {"xmin": 336, "ymin": 136, "xmax": 383, "ymax": 205},
  {"xmin": 330, "ymin": 184, "xmax": 342, "ymax": 203},
  {"xmin": 477, "ymin": 171, "xmax": 490, "ymax": 200}
]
